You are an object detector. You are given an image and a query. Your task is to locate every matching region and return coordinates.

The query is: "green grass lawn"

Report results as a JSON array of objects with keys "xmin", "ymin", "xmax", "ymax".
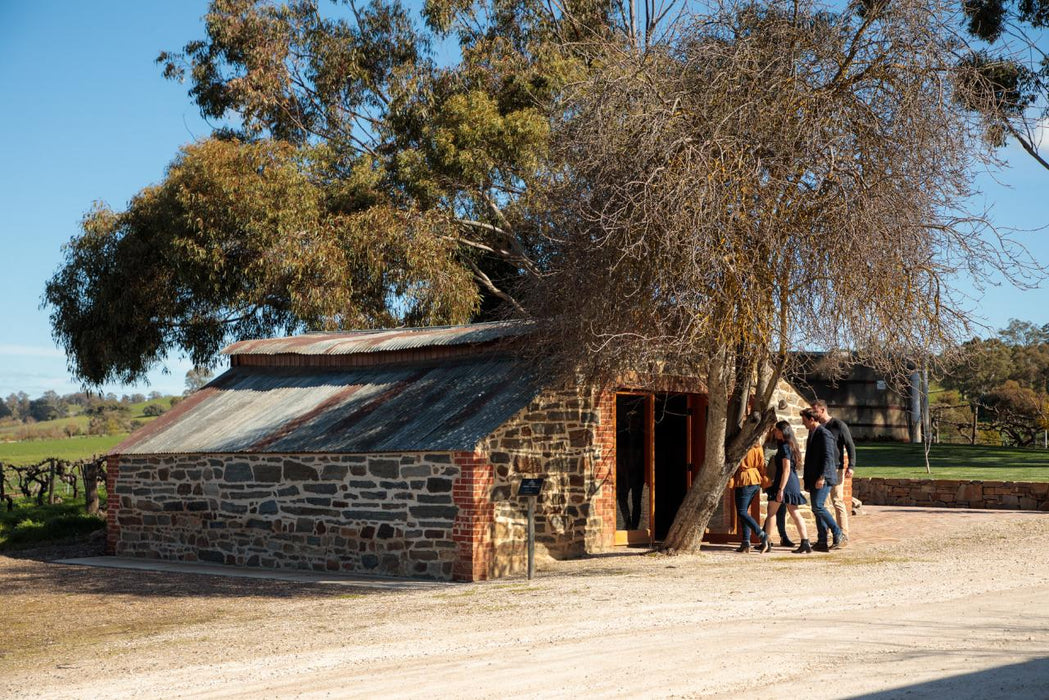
[
  {"xmin": 858, "ymin": 442, "xmax": 1049, "ymax": 481},
  {"xmin": 0, "ymin": 434, "xmax": 127, "ymax": 465}
]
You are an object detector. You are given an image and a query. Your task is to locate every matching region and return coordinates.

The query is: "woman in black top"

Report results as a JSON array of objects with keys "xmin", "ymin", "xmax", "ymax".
[{"xmin": 760, "ymin": 421, "xmax": 811, "ymax": 554}]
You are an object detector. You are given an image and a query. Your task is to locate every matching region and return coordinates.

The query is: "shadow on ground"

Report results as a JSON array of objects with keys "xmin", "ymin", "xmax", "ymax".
[
  {"xmin": 0, "ymin": 556, "xmax": 400, "ymax": 600},
  {"xmin": 848, "ymin": 656, "xmax": 1049, "ymax": 699}
]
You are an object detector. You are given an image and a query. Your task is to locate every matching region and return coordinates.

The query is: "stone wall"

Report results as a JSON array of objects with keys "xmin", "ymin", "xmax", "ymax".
[
  {"xmin": 854, "ymin": 477, "xmax": 1049, "ymax": 511},
  {"xmin": 109, "ymin": 452, "xmax": 463, "ymax": 579},
  {"xmin": 476, "ymin": 387, "xmax": 613, "ymax": 579}
]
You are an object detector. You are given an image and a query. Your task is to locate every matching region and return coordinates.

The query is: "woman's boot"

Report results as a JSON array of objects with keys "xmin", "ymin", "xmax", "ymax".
[
  {"xmin": 792, "ymin": 539, "xmax": 812, "ymax": 554},
  {"xmin": 735, "ymin": 541, "xmax": 751, "ymax": 553}
]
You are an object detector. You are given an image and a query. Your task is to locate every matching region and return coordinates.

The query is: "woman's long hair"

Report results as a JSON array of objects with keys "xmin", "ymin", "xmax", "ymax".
[{"xmin": 776, "ymin": 420, "xmax": 801, "ymax": 469}]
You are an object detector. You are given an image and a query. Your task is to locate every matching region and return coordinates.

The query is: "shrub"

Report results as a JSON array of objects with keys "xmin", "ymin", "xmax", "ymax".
[
  {"xmin": 142, "ymin": 404, "xmax": 166, "ymax": 417},
  {"xmin": 1, "ymin": 512, "xmax": 105, "ymax": 549}
]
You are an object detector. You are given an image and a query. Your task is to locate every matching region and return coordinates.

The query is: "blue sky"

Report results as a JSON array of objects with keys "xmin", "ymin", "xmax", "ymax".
[{"xmin": 0, "ymin": 1, "xmax": 1047, "ymax": 400}]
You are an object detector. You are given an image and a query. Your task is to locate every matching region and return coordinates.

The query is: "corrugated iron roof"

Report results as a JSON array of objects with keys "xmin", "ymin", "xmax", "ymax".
[
  {"xmin": 112, "ymin": 356, "xmax": 540, "ymax": 456},
  {"xmin": 222, "ymin": 320, "xmax": 530, "ymax": 357}
]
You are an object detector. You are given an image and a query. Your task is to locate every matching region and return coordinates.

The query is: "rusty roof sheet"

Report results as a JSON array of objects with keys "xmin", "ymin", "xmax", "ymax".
[
  {"xmin": 222, "ymin": 321, "xmax": 529, "ymax": 357},
  {"xmin": 111, "ymin": 357, "xmax": 540, "ymax": 456}
]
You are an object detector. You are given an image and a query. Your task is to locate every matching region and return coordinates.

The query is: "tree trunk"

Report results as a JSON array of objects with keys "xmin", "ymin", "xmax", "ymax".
[
  {"xmin": 971, "ymin": 404, "xmax": 978, "ymax": 445},
  {"xmin": 661, "ymin": 354, "xmax": 731, "ymax": 552},
  {"xmin": 661, "ymin": 349, "xmax": 779, "ymax": 553}
]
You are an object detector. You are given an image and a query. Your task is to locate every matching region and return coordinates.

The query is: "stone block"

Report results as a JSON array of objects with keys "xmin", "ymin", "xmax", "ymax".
[
  {"xmin": 379, "ymin": 480, "xmax": 410, "ymax": 490},
  {"xmin": 283, "ymin": 505, "xmax": 329, "ymax": 516},
  {"xmin": 224, "ymin": 462, "xmax": 253, "ymax": 482},
  {"xmin": 369, "ymin": 459, "xmax": 400, "ymax": 479},
  {"xmin": 321, "ymin": 464, "xmax": 349, "ymax": 480},
  {"xmin": 342, "ymin": 509, "xmax": 401, "ymax": 522},
  {"xmin": 427, "ymin": 477, "xmax": 453, "ymax": 493},
  {"xmin": 253, "ymin": 464, "xmax": 282, "ymax": 482},
  {"xmin": 283, "ymin": 460, "xmax": 318, "ymax": 481},
  {"xmin": 255, "ymin": 500, "xmax": 278, "ymax": 515},
  {"xmin": 199, "ymin": 550, "xmax": 225, "ymax": 563},
  {"xmin": 409, "ymin": 505, "xmax": 458, "ymax": 520}
]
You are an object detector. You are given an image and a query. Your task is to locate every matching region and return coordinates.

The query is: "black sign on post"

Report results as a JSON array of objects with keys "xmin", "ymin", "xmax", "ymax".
[
  {"xmin": 518, "ymin": 477, "xmax": 545, "ymax": 496},
  {"xmin": 518, "ymin": 477, "xmax": 544, "ymax": 580}
]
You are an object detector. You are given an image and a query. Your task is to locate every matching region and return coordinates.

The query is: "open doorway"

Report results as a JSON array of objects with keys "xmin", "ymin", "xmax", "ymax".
[{"xmin": 615, "ymin": 392, "xmax": 706, "ymax": 545}]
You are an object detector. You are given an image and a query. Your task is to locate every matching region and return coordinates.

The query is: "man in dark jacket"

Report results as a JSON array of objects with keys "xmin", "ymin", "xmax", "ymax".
[
  {"xmin": 812, "ymin": 400, "xmax": 856, "ymax": 537},
  {"xmin": 801, "ymin": 409, "xmax": 845, "ymax": 551}
]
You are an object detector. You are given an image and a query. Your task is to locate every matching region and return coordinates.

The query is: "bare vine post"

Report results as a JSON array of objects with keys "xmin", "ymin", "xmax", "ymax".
[{"xmin": 81, "ymin": 459, "xmax": 101, "ymax": 515}]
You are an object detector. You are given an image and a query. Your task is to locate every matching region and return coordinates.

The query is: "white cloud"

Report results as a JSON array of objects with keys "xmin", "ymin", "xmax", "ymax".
[{"xmin": 0, "ymin": 344, "xmax": 66, "ymax": 359}]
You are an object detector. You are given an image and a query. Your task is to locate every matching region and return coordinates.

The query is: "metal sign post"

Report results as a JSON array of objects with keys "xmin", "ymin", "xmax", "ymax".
[{"xmin": 518, "ymin": 478, "xmax": 545, "ymax": 580}]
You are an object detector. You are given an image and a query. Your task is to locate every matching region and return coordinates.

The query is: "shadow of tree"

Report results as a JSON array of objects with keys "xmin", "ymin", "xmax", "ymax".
[{"xmin": 848, "ymin": 656, "xmax": 1049, "ymax": 699}]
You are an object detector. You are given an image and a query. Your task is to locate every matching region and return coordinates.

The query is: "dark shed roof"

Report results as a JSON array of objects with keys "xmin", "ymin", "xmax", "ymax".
[{"xmin": 112, "ymin": 355, "xmax": 540, "ymax": 456}]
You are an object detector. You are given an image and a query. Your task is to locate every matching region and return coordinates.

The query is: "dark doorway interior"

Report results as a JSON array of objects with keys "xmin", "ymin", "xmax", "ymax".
[
  {"xmin": 615, "ymin": 395, "xmax": 649, "ymax": 533},
  {"xmin": 653, "ymin": 394, "xmax": 690, "ymax": 541}
]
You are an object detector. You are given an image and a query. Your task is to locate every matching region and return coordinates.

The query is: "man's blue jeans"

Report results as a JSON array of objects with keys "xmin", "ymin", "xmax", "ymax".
[
  {"xmin": 809, "ymin": 485, "xmax": 842, "ymax": 544},
  {"xmin": 734, "ymin": 484, "xmax": 765, "ymax": 544}
]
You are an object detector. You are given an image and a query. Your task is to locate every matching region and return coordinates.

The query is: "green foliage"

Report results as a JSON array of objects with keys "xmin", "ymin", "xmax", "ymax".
[
  {"xmin": 47, "ymin": 0, "xmax": 606, "ymax": 385},
  {"xmin": 0, "ymin": 501, "xmax": 106, "ymax": 551},
  {"xmin": 0, "ymin": 436, "xmax": 125, "ymax": 465},
  {"xmin": 46, "ymin": 138, "xmax": 478, "ymax": 384},
  {"xmin": 142, "ymin": 404, "xmax": 166, "ymax": 417},
  {"xmin": 859, "ymin": 442, "xmax": 1049, "ymax": 481},
  {"xmin": 940, "ymin": 320, "xmax": 1049, "ymax": 445}
]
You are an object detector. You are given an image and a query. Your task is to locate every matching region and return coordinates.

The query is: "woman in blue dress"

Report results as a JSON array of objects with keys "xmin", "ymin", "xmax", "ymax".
[{"xmin": 760, "ymin": 421, "xmax": 811, "ymax": 554}]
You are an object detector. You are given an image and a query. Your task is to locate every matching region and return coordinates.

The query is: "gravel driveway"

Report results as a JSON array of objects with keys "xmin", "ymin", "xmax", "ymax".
[{"xmin": 2, "ymin": 505, "xmax": 1048, "ymax": 699}]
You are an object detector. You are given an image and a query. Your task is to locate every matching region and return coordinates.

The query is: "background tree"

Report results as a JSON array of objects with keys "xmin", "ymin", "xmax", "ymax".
[
  {"xmin": 185, "ymin": 367, "xmax": 216, "ymax": 394},
  {"xmin": 940, "ymin": 318, "xmax": 1049, "ymax": 444},
  {"xmin": 521, "ymin": 0, "xmax": 1032, "ymax": 551},
  {"xmin": 981, "ymin": 380, "xmax": 1049, "ymax": 444}
]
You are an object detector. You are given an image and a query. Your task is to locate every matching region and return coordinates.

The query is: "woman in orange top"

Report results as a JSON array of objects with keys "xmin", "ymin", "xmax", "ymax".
[{"xmin": 730, "ymin": 437, "xmax": 769, "ymax": 553}]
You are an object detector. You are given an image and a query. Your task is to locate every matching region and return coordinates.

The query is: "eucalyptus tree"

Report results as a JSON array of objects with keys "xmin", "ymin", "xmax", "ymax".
[{"xmin": 47, "ymin": 0, "xmax": 675, "ymax": 385}]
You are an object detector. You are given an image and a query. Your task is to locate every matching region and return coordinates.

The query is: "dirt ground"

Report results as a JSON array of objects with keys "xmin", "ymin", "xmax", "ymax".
[{"xmin": 2, "ymin": 505, "xmax": 1048, "ymax": 699}]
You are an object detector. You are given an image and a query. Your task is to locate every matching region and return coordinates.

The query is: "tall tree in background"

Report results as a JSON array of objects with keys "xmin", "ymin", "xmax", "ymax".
[{"xmin": 522, "ymin": 0, "xmax": 1034, "ymax": 551}]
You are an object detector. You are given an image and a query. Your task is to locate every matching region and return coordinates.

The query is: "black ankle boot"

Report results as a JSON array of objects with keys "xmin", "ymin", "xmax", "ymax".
[
  {"xmin": 735, "ymin": 541, "xmax": 751, "ymax": 553},
  {"xmin": 793, "ymin": 539, "xmax": 812, "ymax": 554}
]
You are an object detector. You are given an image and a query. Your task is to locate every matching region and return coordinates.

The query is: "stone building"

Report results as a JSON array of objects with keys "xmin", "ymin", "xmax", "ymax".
[{"xmin": 107, "ymin": 322, "xmax": 810, "ymax": 581}]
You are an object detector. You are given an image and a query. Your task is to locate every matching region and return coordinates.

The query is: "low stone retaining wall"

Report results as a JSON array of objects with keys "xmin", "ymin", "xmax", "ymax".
[{"xmin": 853, "ymin": 477, "xmax": 1049, "ymax": 511}]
